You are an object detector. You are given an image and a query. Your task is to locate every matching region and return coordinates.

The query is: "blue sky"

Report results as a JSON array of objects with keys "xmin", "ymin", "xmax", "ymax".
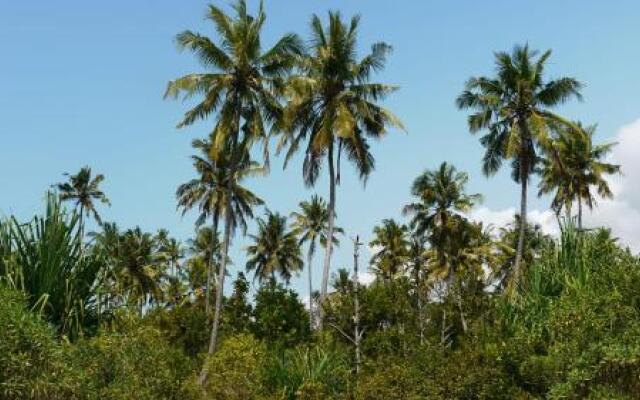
[{"xmin": 2, "ymin": 1, "xmax": 640, "ymax": 295}]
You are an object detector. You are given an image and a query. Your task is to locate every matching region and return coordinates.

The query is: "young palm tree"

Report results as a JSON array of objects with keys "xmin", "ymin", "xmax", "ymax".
[
  {"xmin": 279, "ymin": 12, "xmax": 403, "ymax": 327},
  {"xmin": 185, "ymin": 226, "xmax": 222, "ymax": 314},
  {"xmin": 369, "ymin": 219, "xmax": 410, "ymax": 281},
  {"xmin": 456, "ymin": 44, "xmax": 583, "ymax": 287},
  {"xmin": 403, "ymin": 162, "xmax": 481, "ymax": 271},
  {"xmin": 55, "ymin": 166, "xmax": 110, "ymax": 239},
  {"xmin": 246, "ymin": 211, "xmax": 303, "ymax": 285},
  {"xmin": 290, "ymin": 195, "xmax": 342, "ymax": 329},
  {"xmin": 539, "ymin": 123, "xmax": 620, "ymax": 229},
  {"xmin": 166, "ymin": 2, "xmax": 298, "ymax": 373}
]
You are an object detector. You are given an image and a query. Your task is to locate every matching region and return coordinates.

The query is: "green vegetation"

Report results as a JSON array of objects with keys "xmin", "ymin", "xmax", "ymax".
[{"xmin": 2, "ymin": 1, "xmax": 634, "ymax": 399}]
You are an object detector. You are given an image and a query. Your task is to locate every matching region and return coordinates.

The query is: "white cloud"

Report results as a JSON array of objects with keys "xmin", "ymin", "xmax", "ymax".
[
  {"xmin": 468, "ymin": 206, "xmax": 559, "ymax": 237},
  {"xmin": 470, "ymin": 119, "xmax": 640, "ymax": 253}
]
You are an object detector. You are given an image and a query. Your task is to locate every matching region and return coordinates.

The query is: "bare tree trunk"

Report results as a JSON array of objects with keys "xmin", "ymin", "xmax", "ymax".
[
  {"xmin": 205, "ymin": 214, "xmax": 219, "ymax": 317},
  {"xmin": 307, "ymin": 242, "xmax": 315, "ymax": 332},
  {"xmin": 353, "ymin": 236, "xmax": 362, "ymax": 376},
  {"xmin": 440, "ymin": 310, "xmax": 447, "ymax": 346},
  {"xmin": 198, "ymin": 207, "xmax": 232, "ymax": 386},
  {"xmin": 319, "ymin": 143, "xmax": 336, "ymax": 331}
]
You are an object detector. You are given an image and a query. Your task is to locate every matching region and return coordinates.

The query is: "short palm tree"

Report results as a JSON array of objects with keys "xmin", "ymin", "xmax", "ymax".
[
  {"xmin": 403, "ymin": 162, "xmax": 481, "ymax": 271},
  {"xmin": 290, "ymin": 195, "xmax": 342, "ymax": 329},
  {"xmin": 117, "ymin": 227, "xmax": 163, "ymax": 314},
  {"xmin": 456, "ymin": 44, "xmax": 583, "ymax": 288},
  {"xmin": 185, "ymin": 226, "xmax": 222, "ymax": 314},
  {"xmin": 55, "ymin": 166, "xmax": 110, "ymax": 239},
  {"xmin": 369, "ymin": 219, "xmax": 410, "ymax": 281},
  {"xmin": 166, "ymin": 1, "xmax": 299, "ymax": 375},
  {"xmin": 539, "ymin": 123, "xmax": 620, "ymax": 229},
  {"xmin": 246, "ymin": 211, "xmax": 303, "ymax": 285},
  {"xmin": 279, "ymin": 12, "xmax": 403, "ymax": 327}
]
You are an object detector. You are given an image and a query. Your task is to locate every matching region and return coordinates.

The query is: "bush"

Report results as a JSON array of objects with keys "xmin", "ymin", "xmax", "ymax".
[
  {"xmin": 0, "ymin": 285, "xmax": 79, "ymax": 399},
  {"xmin": 70, "ymin": 314, "xmax": 196, "ymax": 400}
]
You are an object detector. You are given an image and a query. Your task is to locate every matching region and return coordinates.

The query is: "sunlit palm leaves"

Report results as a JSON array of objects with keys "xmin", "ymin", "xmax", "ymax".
[
  {"xmin": 165, "ymin": 0, "xmax": 302, "ymax": 160},
  {"xmin": 369, "ymin": 219, "xmax": 410, "ymax": 281},
  {"xmin": 539, "ymin": 123, "xmax": 620, "ymax": 228}
]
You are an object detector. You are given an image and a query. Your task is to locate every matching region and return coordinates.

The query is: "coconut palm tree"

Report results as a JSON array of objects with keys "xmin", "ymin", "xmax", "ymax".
[
  {"xmin": 55, "ymin": 166, "xmax": 110, "ymax": 239},
  {"xmin": 539, "ymin": 123, "xmax": 620, "ymax": 229},
  {"xmin": 279, "ymin": 12, "xmax": 403, "ymax": 327},
  {"xmin": 403, "ymin": 162, "xmax": 481, "ymax": 271},
  {"xmin": 182, "ymin": 141, "xmax": 263, "ymax": 368},
  {"xmin": 185, "ymin": 226, "xmax": 222, "ymax": 314},
  {"xmin": 246, "ymin": 211, "xmax": 303, "ymax": 285},
  {"xmin": 290, "ymin": 195, "xmax": 342, "ymax": 329},
  {"xmin": 165, "ymin": 0, "xmax": 302, "ymax": 161},
  {"xmin": 456, "ymin": 44, "xmax": 583, "ymax": 288},
  {"xmin": 369, "ymin": 219, "xmax": 410, "ymax": 282},
  {"xmin": 166, "ymin": 2, "xmax": 299, "ymax": 375}
]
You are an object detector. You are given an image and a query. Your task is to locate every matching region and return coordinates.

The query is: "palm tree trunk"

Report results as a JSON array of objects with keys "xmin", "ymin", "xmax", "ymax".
[
  {"xmin": 205, "ymin": 214, "xmax": 219, "ymax": 317},
  {"xmin": 307, "ymin": 242, "xmax": 315, "ymax": 331},
  {"xmin": 578, "ymin": 198, "xmax": 583, "ymax": 230},
  {"xmin": 512, "ymin": 141, "xmax": 529, "ymax": 292},
  {"xmin": 319, "ymin": 143, "xmax": 337, "ymax": 331},
  {"xmin": 198, "ymin": 207, "xmax": 232, "ymax": 386}
]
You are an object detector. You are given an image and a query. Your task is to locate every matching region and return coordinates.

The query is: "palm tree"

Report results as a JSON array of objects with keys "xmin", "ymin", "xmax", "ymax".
[
  {"xmin": 403, "ymin": 162, "xmax": 481, "ymax": 272},
  {"xmin": 456, "ymin": 44, "xmax": 582, "ymax": 288},
  {"xmin": 279, "ymin": 12, "xmax": 403, "ymax": 328},
  {"xmin": 166, "ymin": 2, "xmax": 299, "ymax": 373},
  {"xmin": 117, "ymin": 227, "xmax": 164, "ymax": 314},
  {"xmin": 55, "ymin": 166, "xmax": 110, "ymax": 239},
  {"xmin": 369, "ymin": 219, "xmax": 410, "ymax": 281},
  {"xmin": 246, "ymin": 211, "xmax": 303, "ymax": 285},
  {"xmin": 290, "ymin": 195, "xmax": 342, "ymax": 330},
  {"xmin": 185, "ymin": 226, "xmax": 222, "ymax": 314},
  {"xmin": 176, "ymin": 138, "xmax": 228, "ymax": 315},
  {"xmin": 539, "ymin": 123, "xmax": 620, "ymax": 229}
]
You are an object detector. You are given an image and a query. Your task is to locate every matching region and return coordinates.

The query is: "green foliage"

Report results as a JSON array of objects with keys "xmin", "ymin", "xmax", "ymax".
[
  {"xmin": 1, "ymin": 193, "xmax": 104, "ymax": 339},
  {"xmin": 263, "ymin": 345, "xmax": 349, "ymax": 399},
  {"xmin": 200, "ymin": 334, "xmax": 267, "ymax": 400},
  {"xmin": 252, "ymin": 281, "xmax": 311, "ymax": 348},
  {"xmin": 0, "ymin": 285, "xmax": 79, "ymax": 399},
  {"xmin": 71, "ymin": 314, "xmax": 196, "ymax": 400}
]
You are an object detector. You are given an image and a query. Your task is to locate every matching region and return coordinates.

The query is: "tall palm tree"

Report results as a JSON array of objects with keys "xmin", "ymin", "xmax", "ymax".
[
  {"xmin": 246, "ymin": 211, "xmax": 303, "ymax": 285},
  {"xmin": 290, "ymin": 195, "xmax": 342, "ymax": 329},
  {"xmin": 279, "ymin": 12, "xmax": 403, "ymax": 328},
  {"xmin": 456, "ymin": 44, "xmax": 582, "ymax": 288},
  {"xmin": 166, "ymin": 1, "xmax": 299, "ymax": 372},
  {"xmin": 539, "ymin": 123, "xmax": 620, "ymax": 229},
  {"xmin": 403, "ymin": 162, "xmax": 481, "ymax": 271},
  {"xmin": 55, "ymin": 166, "xmax": 110, "ymax": 239},
  {"xmin": 369, "ymin": 219, "xmax": 410, "ymax": 281}
]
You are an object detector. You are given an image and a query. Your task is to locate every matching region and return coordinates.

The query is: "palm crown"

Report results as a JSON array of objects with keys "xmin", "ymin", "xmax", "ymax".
[
  {"xmin": 246, "ymin": 211, "xmax": 303, "ymax": 284},
  {"xmin": 165, "ymin": 0, "xmax": 302, "ymax": 159},
  {"xmin": 176, "ymin": 138, "xmax": 264, "ymax": 234},
  {"xmin": 55, "ymin": 166, "xmax": 110, "ymax": 226},
  {"xmin": 539, "ymin": 122, "xmax": 620, "ymax": 227}
]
